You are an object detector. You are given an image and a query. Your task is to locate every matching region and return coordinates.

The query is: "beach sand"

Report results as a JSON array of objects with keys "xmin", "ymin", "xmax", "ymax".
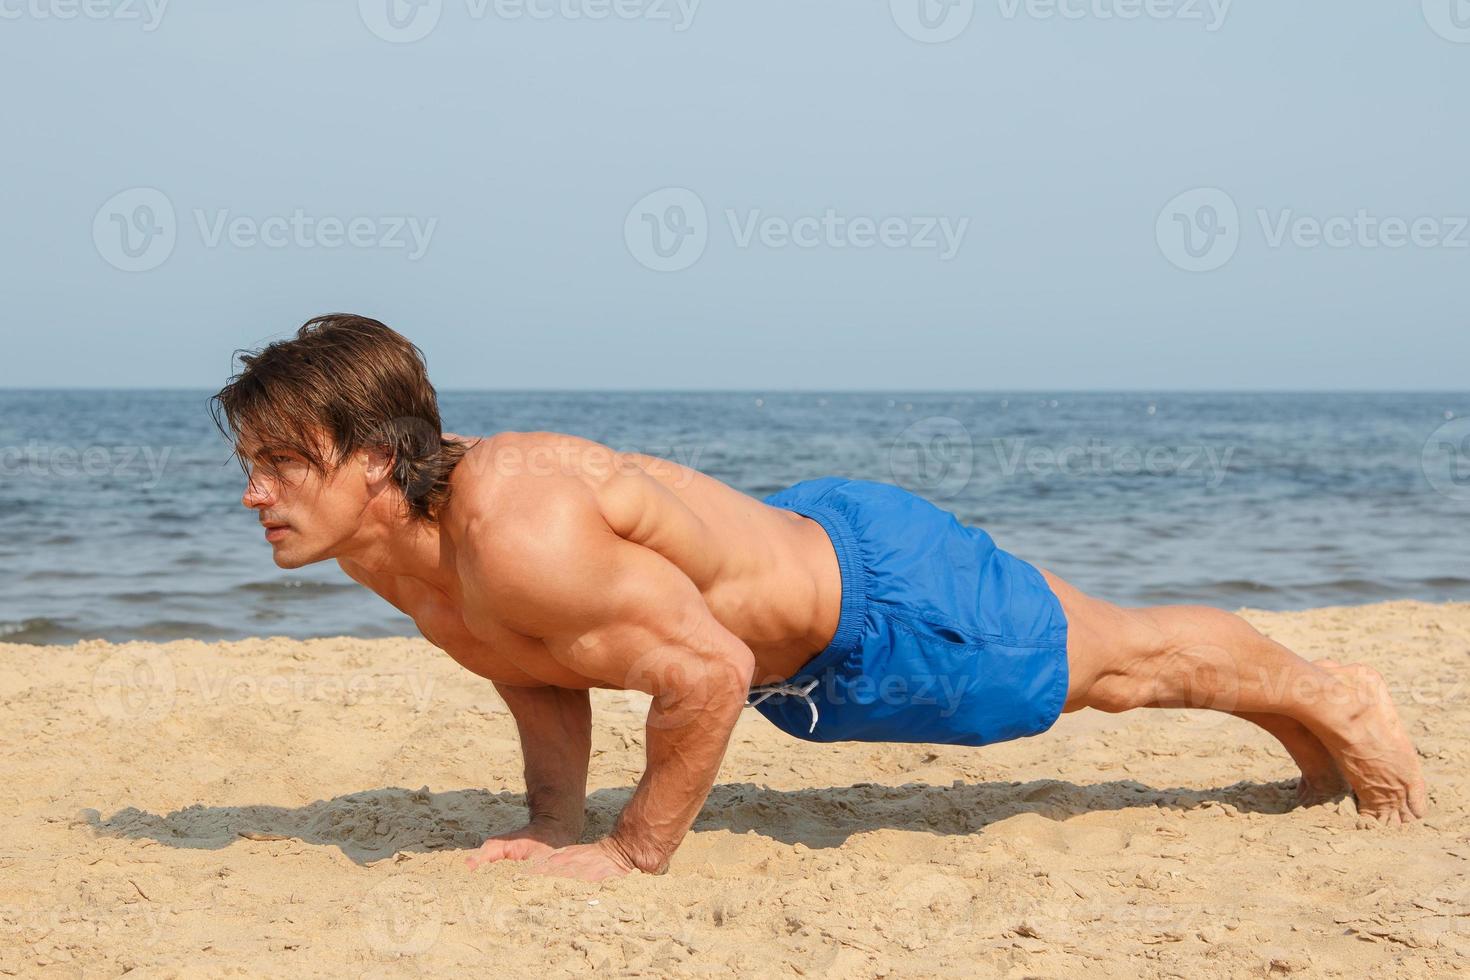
[{"xmin": 2, "ymin": 600, "xmax": 1467, "ymax": 977}]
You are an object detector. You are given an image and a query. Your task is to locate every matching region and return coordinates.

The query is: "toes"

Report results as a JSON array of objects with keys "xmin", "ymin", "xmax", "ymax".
[
  {"xmin": 1409, "ymin": 784, "xmax": 1430, "ymax": 819},
  {"xmin": 1350, "ymin": 796, "xmax": 1423, "ymax": 827}
]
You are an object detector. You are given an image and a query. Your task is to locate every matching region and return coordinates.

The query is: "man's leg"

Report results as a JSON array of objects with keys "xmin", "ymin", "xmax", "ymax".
[{"xmin": 1039, "ymin": 570, "xmax": 1427, "ymax": 823}]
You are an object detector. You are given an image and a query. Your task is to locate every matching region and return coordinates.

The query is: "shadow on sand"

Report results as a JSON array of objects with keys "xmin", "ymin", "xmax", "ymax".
[{"xmin": 82, "ymin": 776, "xmax": 1335, "ymax": 865}]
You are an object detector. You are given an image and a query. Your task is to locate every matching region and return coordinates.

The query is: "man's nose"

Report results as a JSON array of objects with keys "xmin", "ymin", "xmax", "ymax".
[{"xmin": 242, "ymin": 474, "xmax": 275, "ymax": 509}]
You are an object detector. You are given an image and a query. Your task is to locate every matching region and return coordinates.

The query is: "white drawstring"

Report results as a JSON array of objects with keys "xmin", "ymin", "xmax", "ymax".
[{"xmin": 745, "ymin": 677, "xmax": 820, "ymax": 733}]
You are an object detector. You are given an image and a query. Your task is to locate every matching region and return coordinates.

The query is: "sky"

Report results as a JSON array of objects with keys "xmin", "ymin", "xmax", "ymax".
[{"xmin": 0, "ymin": 1, "xmax": 1466, "ymax": 391}]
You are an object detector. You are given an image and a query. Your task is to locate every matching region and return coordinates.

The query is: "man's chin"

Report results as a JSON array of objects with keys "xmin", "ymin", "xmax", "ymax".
[{"xmin": 270, "ymin": 546, "xmax": 317, "ymax": 569}]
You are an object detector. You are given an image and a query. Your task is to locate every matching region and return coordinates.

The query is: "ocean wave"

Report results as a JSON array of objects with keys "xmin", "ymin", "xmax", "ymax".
[
  {"xmin": 237, "ymin": 580, "xmax": 359, "ymax": 596},
  {"xmin": 1417, "ymin": 576, "xmax": 1470, "ymax": 589},
  {"xmin": 0, "ymin": 617, "xmax": 73, "ymax": 644},
  {"xmin": 24, "ymin": 569, "xmax": 100, "ymax": 582}
]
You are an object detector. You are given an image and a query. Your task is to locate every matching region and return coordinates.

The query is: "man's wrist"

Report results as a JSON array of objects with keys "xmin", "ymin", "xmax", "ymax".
[
  {"xmin": 527, "ymin": 810, "xmax": 585, "ymax": 844},
  {"xmin": 603, "ymin": 827, "xmax": 672, "ymax": 875}
]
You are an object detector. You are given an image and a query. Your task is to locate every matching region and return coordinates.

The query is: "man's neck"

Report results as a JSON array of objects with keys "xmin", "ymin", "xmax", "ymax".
[{"xmin": 336, "ymin": 494, "xmax": 459, "ymax": 597}]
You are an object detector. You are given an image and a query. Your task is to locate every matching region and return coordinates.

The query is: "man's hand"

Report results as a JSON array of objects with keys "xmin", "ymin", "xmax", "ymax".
[
  {"xmin": 524, "ymin": 838, "xmax": 639, "ymax": 882},
  {"xmin": 465, "ymin": 817, "xmax": 581, "ymax": 870}
]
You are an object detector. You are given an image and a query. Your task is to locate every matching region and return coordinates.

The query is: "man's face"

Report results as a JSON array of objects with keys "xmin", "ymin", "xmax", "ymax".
[{"xmin": 237, "ymin": 428, "xmax": 380, "ymax": 568}]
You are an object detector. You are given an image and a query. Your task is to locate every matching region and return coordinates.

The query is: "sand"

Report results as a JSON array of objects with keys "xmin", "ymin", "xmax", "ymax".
[{"xmin": 2, "ymin": 599, "xmax": 1468, "ymax": 978}]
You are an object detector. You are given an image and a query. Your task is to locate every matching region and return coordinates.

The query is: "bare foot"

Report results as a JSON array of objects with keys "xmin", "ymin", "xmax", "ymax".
[{"xmin": 1313, "ymin": 660, "xmax": 1428, "ymax": 824}]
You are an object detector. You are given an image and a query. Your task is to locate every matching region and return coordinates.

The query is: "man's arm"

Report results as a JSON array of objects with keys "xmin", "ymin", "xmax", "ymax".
[
  {"xmin": 467, "ymin": 682, "xmax": 590, "ymax": 867},
  {"xmin": 459, "ymin": 479, "xmax": 756, "ymax": 875},
  {"xmin": 493, "ymin": 682, "xmax": 591, "ymax": 839}
]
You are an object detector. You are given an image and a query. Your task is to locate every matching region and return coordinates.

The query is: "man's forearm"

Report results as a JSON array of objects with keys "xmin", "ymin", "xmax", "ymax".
[
  {"xmin": 604, "ymin": 667, "xmax": 749, "ymax": 873},
  {"xmin": 493, "ymin": 683, "xmax": 592, "ymax": 834}
]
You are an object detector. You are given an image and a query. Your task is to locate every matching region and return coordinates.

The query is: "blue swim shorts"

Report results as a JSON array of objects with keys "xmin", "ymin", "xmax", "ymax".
[{"xmin": 750, "ymin": 476, "xmax": 1069, "ymax": 747}]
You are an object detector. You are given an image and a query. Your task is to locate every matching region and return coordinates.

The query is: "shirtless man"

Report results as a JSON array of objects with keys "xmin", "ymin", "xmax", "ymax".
[{"xmin": 213, "ymin": 314, "xmax": 1428, "ymax": 882}]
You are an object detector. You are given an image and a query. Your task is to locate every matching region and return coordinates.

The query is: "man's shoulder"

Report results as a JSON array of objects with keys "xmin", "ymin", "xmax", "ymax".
[
  {"xmin": 448, "ymin": 432, "xmax": 611, "ymax": 566},
  {"xmin": 451, "ymin": 430, "xmax": 623, "ymax": 491},
  {"xmin": 450, "ymin": 440, "xmax": 622, "ymax": 638}
]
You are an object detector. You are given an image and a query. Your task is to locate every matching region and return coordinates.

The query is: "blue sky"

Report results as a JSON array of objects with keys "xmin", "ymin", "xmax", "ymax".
[{"xmin": 1, "ymin": 2, "xmax": 1466, "ymax": 390}]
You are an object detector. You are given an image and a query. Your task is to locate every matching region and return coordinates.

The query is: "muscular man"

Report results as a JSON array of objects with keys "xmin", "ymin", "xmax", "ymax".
[{"xmin": 213, "ymin": 314, "xmax": 1427, "ymax": 881}]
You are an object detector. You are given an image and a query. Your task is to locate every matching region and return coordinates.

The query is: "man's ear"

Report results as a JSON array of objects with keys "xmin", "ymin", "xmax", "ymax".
[{"xmin": 360, "ymin": 444, "xmax": 396, "ymax": 483}]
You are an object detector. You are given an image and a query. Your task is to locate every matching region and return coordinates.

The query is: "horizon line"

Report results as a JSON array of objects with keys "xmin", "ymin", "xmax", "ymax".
[{"xmin": 2, "ymin": 386, "xmax": 1468, "ymax": 396}]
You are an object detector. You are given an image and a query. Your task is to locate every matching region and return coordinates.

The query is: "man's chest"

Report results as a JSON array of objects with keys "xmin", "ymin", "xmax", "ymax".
[{"xmin": 340, "ymin": 559, "xmax": 601, "ymax": 688}]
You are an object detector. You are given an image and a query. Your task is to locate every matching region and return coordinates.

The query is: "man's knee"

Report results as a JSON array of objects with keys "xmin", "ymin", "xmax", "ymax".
[{"xmin": 1067, "ymin": 603, "xmax": 1174, "ymax": 712}]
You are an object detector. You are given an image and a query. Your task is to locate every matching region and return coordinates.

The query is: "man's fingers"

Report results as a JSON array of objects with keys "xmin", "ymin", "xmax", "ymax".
[
  {"xmin": 465, "ymin": 840, "xmax": 515, "ymax": 869},
  {"xmin": 466, "ymin": 836, "xmax": 558, "ymax": 869}
]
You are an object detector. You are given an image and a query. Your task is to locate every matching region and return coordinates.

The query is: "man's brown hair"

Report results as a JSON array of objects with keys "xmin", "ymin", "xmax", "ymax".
[{"xmin": 210, "ymin": 314, "xmax": 470, "ymax": 523}]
